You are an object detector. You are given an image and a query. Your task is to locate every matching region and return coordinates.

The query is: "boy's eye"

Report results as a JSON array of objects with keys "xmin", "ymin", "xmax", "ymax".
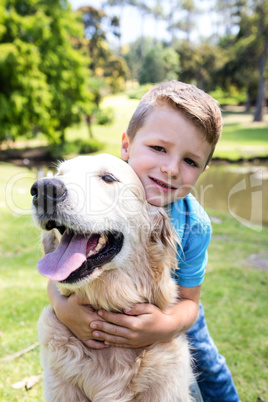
[
  {"xmin": 185, "ymin": 158, "xmax": 198, "ymax": 167},
  {"xmin": 150, "ymin": 146, "xmax": 165, "ymax": 152}
]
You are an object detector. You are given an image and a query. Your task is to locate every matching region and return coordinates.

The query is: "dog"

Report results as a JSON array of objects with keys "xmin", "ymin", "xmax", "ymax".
[{"xmin": 31, "ymin": 154, "xmax": 193, "ymax": 401}]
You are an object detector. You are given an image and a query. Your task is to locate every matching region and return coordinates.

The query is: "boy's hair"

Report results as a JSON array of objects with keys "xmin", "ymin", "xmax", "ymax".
[{"xmin": 127, "ymin": 80, "xmax": 223, "ymax": 164}]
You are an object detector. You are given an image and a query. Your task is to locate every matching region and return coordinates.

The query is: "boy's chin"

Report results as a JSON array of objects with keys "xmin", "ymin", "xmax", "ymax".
[{"xmin": 146, "ymin": 194, "xmax": 176, "ymax": 207}]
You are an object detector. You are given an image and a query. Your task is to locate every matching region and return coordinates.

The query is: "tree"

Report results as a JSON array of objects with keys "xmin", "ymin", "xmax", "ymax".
[
  {"xmin": 139, "ymin": 42, "xmax": 180, "ymax": 84},
  {"xmin": 167, "ymin": 0, "xmax": 199, "ymax": 43},
  {"xmin": 0, "ymin": 0, "xmax": 93, "ymax": 143},
  {"xmin": 223, "ymin": 0, "xmax": 268, "ymax": 120},
  {"xmin": 252, "ymin": 0, "xmax": 268, "ymax": 121}
]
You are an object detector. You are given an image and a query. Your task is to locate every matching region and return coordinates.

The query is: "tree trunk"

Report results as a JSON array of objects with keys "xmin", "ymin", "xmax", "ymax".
[
  {"xmin": 86, "ymin": 115, "xmax": 94, "ymax": 138},
  {"xmin": 60, "ymin": 129, "xmax": 65, "ymax": 144},
  {"xmin": 254, "ymin": 39, "xmax": 267, "ymax": 122}
]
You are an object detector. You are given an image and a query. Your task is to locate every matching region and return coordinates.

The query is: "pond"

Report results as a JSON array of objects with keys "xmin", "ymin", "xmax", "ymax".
[
  {"xmin": 194, "ymin": 162, "xmax": 268, "ymax": 230},
  {"xmin": 34, "ymin": 161, "xmax": 268, "ymax": 229}
]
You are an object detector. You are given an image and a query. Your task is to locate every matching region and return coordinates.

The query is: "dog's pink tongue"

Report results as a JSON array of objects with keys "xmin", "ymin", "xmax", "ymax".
[{"xmin": 37, "ymin": 232, "xmax": 88, "ymax": 281}]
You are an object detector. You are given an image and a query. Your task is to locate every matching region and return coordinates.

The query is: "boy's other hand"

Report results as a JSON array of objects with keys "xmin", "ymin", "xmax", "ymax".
[
  {"xmin": 53, "ymin": 291, "xmax": 108, "ymax": 350},
  {"xmin": 90, "ymin": 303, "xmax": 179, "ymax": 348}
]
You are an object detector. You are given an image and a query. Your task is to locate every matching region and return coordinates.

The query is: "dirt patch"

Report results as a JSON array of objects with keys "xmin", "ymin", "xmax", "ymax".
[{"xmin": 245, "ymin": 254, "xmax": 268, "ymax": 271}]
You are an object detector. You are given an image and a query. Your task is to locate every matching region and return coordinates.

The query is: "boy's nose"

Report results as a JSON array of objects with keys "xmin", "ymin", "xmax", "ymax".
[{"xmin": 161, "ymin": 160, "xmax": 180, "ymax": 179}]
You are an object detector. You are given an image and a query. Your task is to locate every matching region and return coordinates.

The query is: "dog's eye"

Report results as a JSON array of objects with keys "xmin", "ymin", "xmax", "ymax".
[{"xmin": 100, "ymin": 174, "xmax": 118, "ymax": 183}]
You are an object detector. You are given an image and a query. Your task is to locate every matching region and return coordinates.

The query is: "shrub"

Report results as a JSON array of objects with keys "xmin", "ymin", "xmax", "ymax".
[
  {"xmin": 94, "ymin": 107, "xmax": 115, "ymax": 125},
  {"xmin": 127, "ymin": 84, "xmax": 153, "ymax": 100},
  {"xmin": 48, "ymin": 138, "xmax": 104, "ymax": 158}
]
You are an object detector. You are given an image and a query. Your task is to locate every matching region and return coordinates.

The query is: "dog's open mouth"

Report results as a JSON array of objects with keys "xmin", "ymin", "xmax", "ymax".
[{"xmin": 37, "ymin": 221, "xmax": 124, "ymax": 283}]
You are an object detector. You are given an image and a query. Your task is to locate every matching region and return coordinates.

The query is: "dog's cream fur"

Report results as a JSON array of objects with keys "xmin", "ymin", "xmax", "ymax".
[{"xmin": 32, "ymin": 154, "xmax": 193, "ymax": 402}]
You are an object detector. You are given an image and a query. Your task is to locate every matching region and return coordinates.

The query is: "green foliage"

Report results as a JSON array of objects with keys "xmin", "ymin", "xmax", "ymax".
[
  {"xmin": 0, "ymin": 39, "xmax": 52, "ymax": 141},
  {"xmin": 0, "ymin": 0, "xmax": 93, "ymax": 143},
  {"xmin": 78, "ymin": 138, "xmax": 104, "ymax": 154},
  {"xmin": 94, "ymin": 106, "xmax": 115, "ymax": 125},
  {"xmin": 139, "ymin": 43, "xmax": 180, "ymax": 84},
  {"xmin": 210, "ymin": 87, "xmax": 247, "ymax": 106},
  {"xmin": 175, "ymin": 39, "xmax": 226, "ymax": 92},
  {"xmin": 79, "ymin": 6, "xmax": 129, "ymax": 93},
  {"xmin": 127, "ymin": 83, "xmax": 153, "ymax": 99},
  {"xmin": 48, "ymin": 138, "xmax": 104, "ymax": 158}
]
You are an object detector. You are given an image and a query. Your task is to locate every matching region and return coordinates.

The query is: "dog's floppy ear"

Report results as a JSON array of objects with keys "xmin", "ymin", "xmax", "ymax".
[
  {"xmin": 42, "ymin": 229, "xmax": 60, "ymax": 255},
  {"xmin": 148, "ymin": 206, "xmax": 177, "ymax": 252},
  {"xmin": 146, "ymin": 205, "xmax": 179, "ymax": 309}
]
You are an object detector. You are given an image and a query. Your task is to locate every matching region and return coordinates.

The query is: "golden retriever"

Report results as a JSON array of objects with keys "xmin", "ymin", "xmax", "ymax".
[{"xmin": 31, "ymin": 154, "xmax": 192, "ymax": 402}]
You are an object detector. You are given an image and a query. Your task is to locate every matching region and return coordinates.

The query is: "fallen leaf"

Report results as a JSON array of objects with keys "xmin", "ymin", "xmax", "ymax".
[
  {"xmin": 12, "ymin": 375, "xmax": 41, "ymax": 390},
  {"xmin": 25, "ymin": 375, "xmax": 41, "ymax": 390}
]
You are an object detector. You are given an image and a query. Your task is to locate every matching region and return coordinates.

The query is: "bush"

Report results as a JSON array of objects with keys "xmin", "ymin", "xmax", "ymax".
[
  {"xmin": 94, "ymin": 107, "xmax": 115, "ymax": 125},
  {"xmin": 209, "ymin": 87, "xmax": 247, "ymax": 106},
  {"xmin": 78, "ymin": 138, "xmax": 104, "ymax": 154},
  {"xmin": 127, "ymin": 84, "xmax": 153, "ymax": 100},
  {"xmin": 48, "ymin": 138, "xmax": 104, "ymax": 158}
]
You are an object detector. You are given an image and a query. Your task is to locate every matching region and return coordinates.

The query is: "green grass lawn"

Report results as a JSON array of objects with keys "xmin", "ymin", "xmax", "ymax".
[
  {"xmin": 0, "ymin": 161, "xmax": 267, "ymax": 401},
  {"xmin": 214, "ymin": 109, "xmax": 268, "ymax": 161}
]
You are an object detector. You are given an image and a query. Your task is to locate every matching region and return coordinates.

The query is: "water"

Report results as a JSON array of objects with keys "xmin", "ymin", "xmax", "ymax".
[{"xmin": 194, "ymin": 163, "xmax": 268, "ymax": 228}]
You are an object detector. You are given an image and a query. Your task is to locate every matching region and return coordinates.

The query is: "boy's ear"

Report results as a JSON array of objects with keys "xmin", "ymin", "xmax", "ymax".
[
  {"xmin": 204, "ymin": 165, "xmax": 209, "ymax": 172},
  {"xmin": 121, "ymin": 131, "xmax": 130, "ymax": 161}
]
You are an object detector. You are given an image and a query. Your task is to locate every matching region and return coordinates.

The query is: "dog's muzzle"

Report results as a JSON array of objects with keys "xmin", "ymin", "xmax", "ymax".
[{"xmin": 31, "ymin": 178, "xmax": 67, "ymax": 213}]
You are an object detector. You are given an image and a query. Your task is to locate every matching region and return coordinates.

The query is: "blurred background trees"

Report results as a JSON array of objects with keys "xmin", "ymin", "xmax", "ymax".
[{"xmin": 0, "ymin": 0, "xmax": 267, "ymax": 145}]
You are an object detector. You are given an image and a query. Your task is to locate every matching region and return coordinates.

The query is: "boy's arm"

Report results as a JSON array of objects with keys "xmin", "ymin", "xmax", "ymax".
[
  {"xmin": 89, "ymin": 285, "xmax": 201, "ymax": 348},
  {"xmin": 47, "ymin": 280, "xmax": 108, "ymax": 350}
]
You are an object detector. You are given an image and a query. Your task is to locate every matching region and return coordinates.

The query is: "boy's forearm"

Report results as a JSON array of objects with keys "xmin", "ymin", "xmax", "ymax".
[
  {"xmin": 169, "ymin": 284, "xmax": 201, "ymax": 335},
  {"xmin": 169, "ymin": 299, "xmax": 199, "ymax": 335}
]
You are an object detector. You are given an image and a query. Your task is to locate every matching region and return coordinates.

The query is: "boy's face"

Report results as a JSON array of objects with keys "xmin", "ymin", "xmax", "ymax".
[{"xmin": 121, "ymin": 105, "xmax": 213, "ymax": 207}]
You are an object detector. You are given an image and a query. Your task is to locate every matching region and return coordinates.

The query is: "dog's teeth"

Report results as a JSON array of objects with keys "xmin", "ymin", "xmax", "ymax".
[
  {"xmin": 95, "ymin": 243, "xmax": 102, "ymax": 251},
  {"xmin": 99, "ymin": 234, "xmax": 107, "ymax": 244},
  {"xmin": 88, "ymin": 250, "xmax": 94, "ymax": 256}
]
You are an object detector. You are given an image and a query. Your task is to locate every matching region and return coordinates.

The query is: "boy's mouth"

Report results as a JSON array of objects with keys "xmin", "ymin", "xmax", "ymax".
[{"xmin": 149, "ymin": 177, "xmax": 177, "ymax": 191}]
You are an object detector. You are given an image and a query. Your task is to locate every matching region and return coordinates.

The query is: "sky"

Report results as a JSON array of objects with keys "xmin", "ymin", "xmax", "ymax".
[{"xmin": 68, "ymin": 0, "xmax": 219, "ymax": 46}]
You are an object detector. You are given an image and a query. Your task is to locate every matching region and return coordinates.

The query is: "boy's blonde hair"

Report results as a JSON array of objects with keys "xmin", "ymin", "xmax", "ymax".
[{"xmin": 127, "ymin": 80, "xmax": 222, "ymax": 164}]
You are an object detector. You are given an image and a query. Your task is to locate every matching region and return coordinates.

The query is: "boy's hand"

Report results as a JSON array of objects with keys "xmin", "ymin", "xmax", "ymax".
[
  {"xmin": 90, "ymin": 303, "xmax": 179, "ymax": 348},
  {"xmin": 58, "ymin": 294, "xmax": 109, "ymax": 349},
  {"xmin": 48, "ymin": 281, "xmax": 108, "ymax": 350}
]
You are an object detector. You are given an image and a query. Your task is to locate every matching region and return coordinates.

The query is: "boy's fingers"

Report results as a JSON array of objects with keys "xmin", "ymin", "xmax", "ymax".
[
  {"xmin": 91, "ymin": 321, "xmax": 131, "ymax": 338},
  {"xmin": 93, "ymin": 330, "xmax": 129, "ymax": 345},
  {"xmin": 124, "ymin": 303, "xmax": 154, "ymax": 316},
  {"xmin": 97, "ymin": 310, "xmax": 134, "ymax": 326}
]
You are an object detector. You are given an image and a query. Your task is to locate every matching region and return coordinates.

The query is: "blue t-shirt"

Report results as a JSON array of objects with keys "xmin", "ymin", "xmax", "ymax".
[{"xmin": 169, "ymin": 193, "xmax": 211, "ymax": 287}]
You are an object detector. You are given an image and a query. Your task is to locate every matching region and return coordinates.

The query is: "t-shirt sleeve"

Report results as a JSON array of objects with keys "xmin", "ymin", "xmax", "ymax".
[{"xmin": 175, "ymin": 221, "xmax": 211, "ymax": 287}]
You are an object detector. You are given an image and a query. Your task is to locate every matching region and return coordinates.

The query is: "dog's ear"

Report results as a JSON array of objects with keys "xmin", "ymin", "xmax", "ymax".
[
  {"xmin": 148, "ymin": 206, "xmax": 177, "ymax": 251},
  {"xmin": 42, "ymin": 229, "xmax": 60, "ymax": 255},
  {"xmin": 146, "ymin": 206, "xmax": 179, "ymax": 310}
]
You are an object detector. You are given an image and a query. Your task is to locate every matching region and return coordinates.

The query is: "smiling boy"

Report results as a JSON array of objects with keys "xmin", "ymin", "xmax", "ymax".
[{"xmin": 48, "ymin": 81, "xmax": 240, "ymax": 401}]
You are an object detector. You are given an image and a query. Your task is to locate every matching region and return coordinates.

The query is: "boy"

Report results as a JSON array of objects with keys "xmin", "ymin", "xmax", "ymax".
[{"xmin": 48, "ymin": 81, "xmax": 240, "ymax": 401}]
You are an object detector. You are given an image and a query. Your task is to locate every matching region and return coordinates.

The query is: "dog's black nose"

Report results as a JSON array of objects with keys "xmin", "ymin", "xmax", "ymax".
[{"xmin": 31, "ymin": 178, "xmax": 67, "ymax": 210}]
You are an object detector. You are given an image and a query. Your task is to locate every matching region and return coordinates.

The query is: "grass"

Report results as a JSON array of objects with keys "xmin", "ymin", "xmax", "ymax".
[
  {"xmin": 214, "ymin": 109, "xmax": 268, "ymax": 161},
  {"xmin": 0, "ymin": 163, "xmax": 47, "ymax": 401},
  {"xmin": 0, "ymin": 93, "xmax": 268, "ymax": 400}
]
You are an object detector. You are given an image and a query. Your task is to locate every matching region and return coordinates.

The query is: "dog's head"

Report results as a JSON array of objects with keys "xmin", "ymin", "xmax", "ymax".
[{"xmin": 31, "ymin": 154, "xmax": 176, "ymax": 291}]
